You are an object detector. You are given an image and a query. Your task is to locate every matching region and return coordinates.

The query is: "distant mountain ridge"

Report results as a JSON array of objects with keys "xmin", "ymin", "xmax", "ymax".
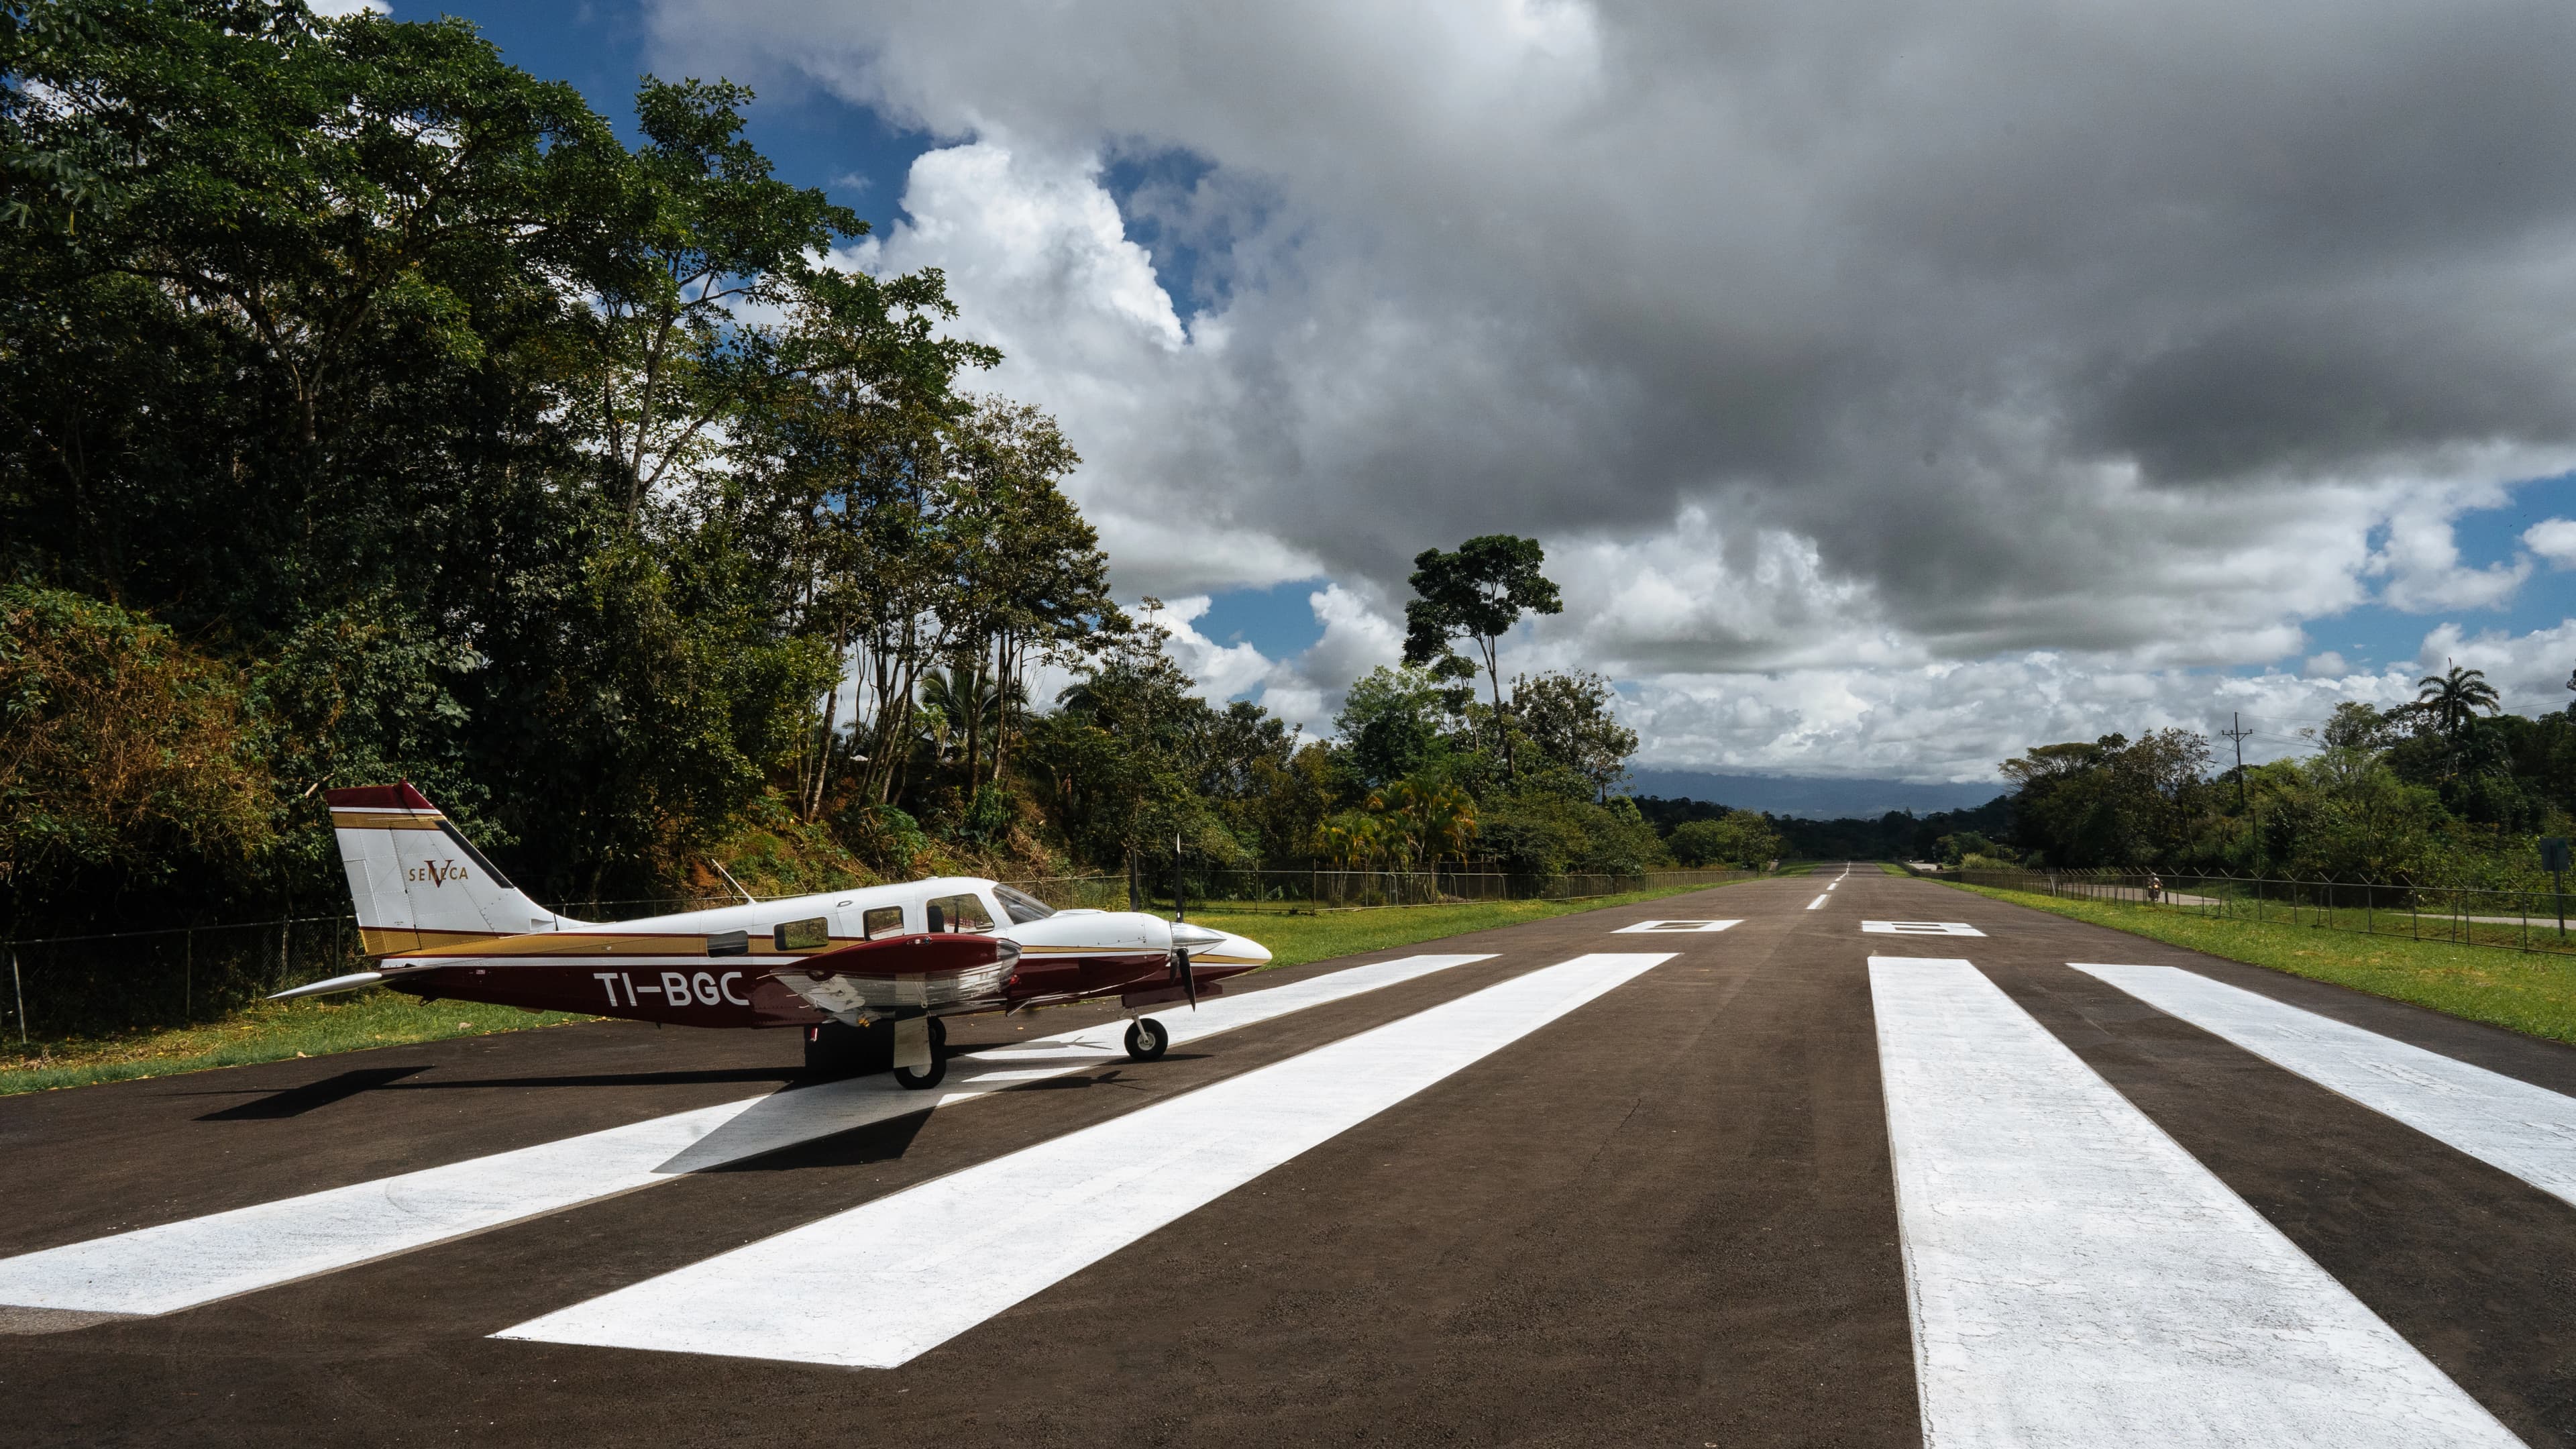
[{"xmin": 1624, "ymin": 769, "xmax": 2006, "ymax": 820}]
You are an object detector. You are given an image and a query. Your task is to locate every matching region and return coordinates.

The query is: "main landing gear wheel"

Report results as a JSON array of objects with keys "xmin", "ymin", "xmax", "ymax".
[
  {"xmin": 1125, "ymin": 1017, "xmax": 1170, "ymax": 1062},
  {"xmin": 892, "ymin": 1016, "xmax": 948, "ymax": 1091}
]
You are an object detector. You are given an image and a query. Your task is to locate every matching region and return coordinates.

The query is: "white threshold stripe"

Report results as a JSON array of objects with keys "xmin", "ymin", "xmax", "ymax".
[
  {"xmin": 2074, "ymin": 961, "xmax": 2576, "ymax": 1208},
  {"xmin": 1870, "ymin": 957, "xmax": 2516, "ymax": 1448},
  {"xmin": 496, "ymin": 951, "xmax": 1675, "ymax": 1368},
  {"xmin": 1807, "ymin": 894, "xmax": 1829, "ymax": 910},
  {"xmin": 0, "ymin": 953, "xmax": 1493, "ymax": 1317}
]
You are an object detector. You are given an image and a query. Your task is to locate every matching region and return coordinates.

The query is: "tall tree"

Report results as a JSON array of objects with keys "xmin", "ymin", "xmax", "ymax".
[
  {"xmin": 570, "ymin": 77, "xmax": 862, "ymax": 519},
  {"xmin": 1401, "ymin": 535, "xmax": 1562, "ymax": 777},
  {"xmin": 2416, "ymin": 664, "xmax": 2500, "ymax": 741},
  {"xmin": 737, "ymin": 264, "xmax": 998, "ymax": 818},
  {"xmin": 938, "ymin": 397, "xmax": 1116, "ymax": 798},
  {"xmin": 1512, "ymin": 670, "xmax": 1639, "ymax": 801}
]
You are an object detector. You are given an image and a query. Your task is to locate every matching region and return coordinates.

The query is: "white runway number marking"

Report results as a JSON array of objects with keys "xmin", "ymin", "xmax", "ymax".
[
  {"xmin": 1868, "ymin": 956, "xmax": 2514, "ymax": 1448},
  {"xmin": 2074, "ymin": 962, "xmax": 2576, "ymax": 1209},
  {"xmin": 1611, "ymin": 919, "xmax": 1742, "ymax": 934},
  {"xmin": 496, "ymin": 951, "xmax": 1678, "ymax": 1369},
  {"xmin": 1862, "ymin": 920, "xmax": 1984, "ymax": 936},
  {"xmin": 0, "ymin": 953, "xmax": 1497, "ymax": 1318}
]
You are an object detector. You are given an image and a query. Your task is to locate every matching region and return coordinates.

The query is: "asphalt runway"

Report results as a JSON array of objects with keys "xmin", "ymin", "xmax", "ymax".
[{"xmin": 6, "ymin": 868, "xmax": 2576, "ymax": 1446}]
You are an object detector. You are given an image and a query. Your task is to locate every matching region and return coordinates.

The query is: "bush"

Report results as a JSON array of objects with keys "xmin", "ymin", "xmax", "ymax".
[
  {"xmin": 1669, "ymin": 809, "xmax": 1781, "ymax": 868},
  {"xmin": 1, "ymin": 586, "xmax": 275, "ymax": 906}
]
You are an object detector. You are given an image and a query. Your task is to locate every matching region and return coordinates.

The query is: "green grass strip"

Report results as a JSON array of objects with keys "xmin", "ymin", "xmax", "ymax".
[
  {"xmin": 0, "ymin": 996, "xmax": 600, "ymax": 1097},
  {"xmin": 1941, "ymin": 880, "xmax": 2576, "ymax": 1048},
  {"xmin": 1, "ymin": 881, "xmax": 1748, "ymax": 1097}
]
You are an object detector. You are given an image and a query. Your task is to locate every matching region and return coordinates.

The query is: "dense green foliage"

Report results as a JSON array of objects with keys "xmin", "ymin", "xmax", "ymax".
[
  {"xmin": 1993, "ymin": 677, "xmax": 2576, "ymax": 885},
  {"xmin": 0, "ymin": 1, "xmax": 1692, "ymax": 968},
  {"xmin": 1635, "ymin": 794, "xmax": 2000, "ymax": 864}
]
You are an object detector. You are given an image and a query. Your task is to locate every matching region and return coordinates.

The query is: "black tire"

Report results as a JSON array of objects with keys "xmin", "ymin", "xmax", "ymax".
[
  {"xmin": 893, "ymin": 1053, "xmax": 947, "ymax": 1090},
  {"xmin": 1124, "ymin": 1018, "xmax": 1169, "ymax": 1062}
]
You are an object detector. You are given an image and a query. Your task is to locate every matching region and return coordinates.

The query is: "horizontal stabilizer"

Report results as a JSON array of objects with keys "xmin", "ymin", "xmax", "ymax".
[{"xmin": 267, "ymin": 971, "xmax": 385, "ymax": 1002}]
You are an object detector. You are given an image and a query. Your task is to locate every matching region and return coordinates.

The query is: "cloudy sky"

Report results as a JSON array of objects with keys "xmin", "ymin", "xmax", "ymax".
[{"xmin": 443, "ymin": 0, "xmax": 2576, "ymax": 786}]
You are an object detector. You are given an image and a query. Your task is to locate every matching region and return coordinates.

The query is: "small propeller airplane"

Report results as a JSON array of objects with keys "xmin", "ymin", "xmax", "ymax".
[{"xmin": 274, "ymin": 784, "xmax": 1273, "ymax": 1089}]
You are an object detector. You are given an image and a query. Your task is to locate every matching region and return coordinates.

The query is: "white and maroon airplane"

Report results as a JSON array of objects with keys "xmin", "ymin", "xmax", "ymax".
[{"xmin": 275, "ymin": 784, "xmax": 1272, "ymax": 1089}]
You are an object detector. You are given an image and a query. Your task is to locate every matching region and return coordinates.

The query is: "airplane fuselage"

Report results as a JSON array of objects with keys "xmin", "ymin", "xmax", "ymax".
[{"xmin": 361, "ymin": 876, "xmax": 1265, "ymax": 1029}]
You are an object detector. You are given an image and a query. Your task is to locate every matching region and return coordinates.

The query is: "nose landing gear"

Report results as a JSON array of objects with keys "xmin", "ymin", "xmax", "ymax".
[{"xmin": 1124, "ymin": 1017, "xmax": 1170, "ymax": 1061}]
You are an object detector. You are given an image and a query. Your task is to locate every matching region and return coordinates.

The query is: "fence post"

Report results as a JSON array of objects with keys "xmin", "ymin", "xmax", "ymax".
[
  {"xmin": 10, "ymin": 949, "xmax": 23, "ymax": 1048},
  {"xmin": 184, "ymin": 929, "xmax": 193, "ymax": 1022}
]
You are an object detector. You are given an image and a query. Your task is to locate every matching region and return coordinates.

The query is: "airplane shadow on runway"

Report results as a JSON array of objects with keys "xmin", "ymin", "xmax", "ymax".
[
  {"xmin": 376, "ymin": 1067, "xmax": 803, "ymax": 1091},
  {"xmin": 677, "ymin": 1056, "xmax": 1201, "ymax": 1174},
  {"xmin": 196, "ymin": 1065, "xmax": 434, "ymax": 1120},
  {"xmin": 190, "ymin": 1065, "xmax": 800, "ymax": 1120}
]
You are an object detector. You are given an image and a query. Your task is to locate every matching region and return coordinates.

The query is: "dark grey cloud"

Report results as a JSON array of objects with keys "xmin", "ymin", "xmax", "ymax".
[{"xmin": 648, "ymin": 0, "xmax": 2576, "ymax": 771}]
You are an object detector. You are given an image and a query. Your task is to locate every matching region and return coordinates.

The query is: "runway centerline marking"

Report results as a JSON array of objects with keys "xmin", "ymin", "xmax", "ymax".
[
  {"xmin": 2074, "ymin": 961, "xmax": 2576, "ymax": 1208},
  {"xmin": 1806, "ymin": 894, "xmax": 1829, "ymax": 910},
  {"xmin": 1870, "ymin": 956, "xmax": 2514, "ymax": 1448},
  {"xmin": 1862, "ymin": 920, "xmax": 1984, "ymax": 936},
  {"xmin": 495, "ymin": 951, "xmax": 1678, "ymax": 1369},
  {"xmin": 0, "ymin": 953, "xmax": 1495, "ymax": 1318}
]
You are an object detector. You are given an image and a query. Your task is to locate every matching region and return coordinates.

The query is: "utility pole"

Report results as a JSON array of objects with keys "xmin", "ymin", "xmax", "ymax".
[
  {"xmin": 2221, "ymin": 712, "xmax": 2257, "ymax": 871},
  {"xmin": 2221, "ymin": 712, "xmax": 2253, "ymax": 812}
]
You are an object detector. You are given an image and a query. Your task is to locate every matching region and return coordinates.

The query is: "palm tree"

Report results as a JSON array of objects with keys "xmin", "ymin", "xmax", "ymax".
[
  {"xmin": 2415, "ymin": 664, "xmax": 2501, "ymax": 739},
  {"xmin": 917, "ymin": 662, "xmax": 1026, "ymax": 790}
]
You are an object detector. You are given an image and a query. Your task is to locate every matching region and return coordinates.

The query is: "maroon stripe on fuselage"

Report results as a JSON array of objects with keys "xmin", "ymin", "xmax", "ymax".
[
  {"xmin": 387, "ymin": 963, "xmax": 820, "ymax": 1028},
  {"xmin": 383, "ymin": 951, "xmax": 1262, "ymax": 1027}
]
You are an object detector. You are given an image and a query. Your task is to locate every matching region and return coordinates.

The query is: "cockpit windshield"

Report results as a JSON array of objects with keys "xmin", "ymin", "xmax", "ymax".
[{"xmin": 994, "ymin": 884, "xmax": 1056, "ymax": 924}]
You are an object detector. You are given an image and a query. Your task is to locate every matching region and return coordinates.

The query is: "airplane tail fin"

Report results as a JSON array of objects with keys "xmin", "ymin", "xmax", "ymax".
[{"xmin": 325, "ymin": 784, "xmax": 566, "ymax": 955}]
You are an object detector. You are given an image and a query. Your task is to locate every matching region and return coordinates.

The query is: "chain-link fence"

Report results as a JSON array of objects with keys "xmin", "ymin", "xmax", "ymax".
[
  {"xmin": 1, "ymin": 865, "xmax": 1760, "ymax": 1041},
  {"xmin": 2, "ymin": 914, "xmax": 368, "ymax": 1044},
  {"xmin": 1007, "ymin": 865, "xmax": 1760, "ymax": 914},
  {"xmin": 1932, "ymin": 865, "xmax": 2576, "ymax": 957}
]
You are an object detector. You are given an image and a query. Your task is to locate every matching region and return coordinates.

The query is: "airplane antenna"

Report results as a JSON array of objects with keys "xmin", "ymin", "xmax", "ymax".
[{"xmin": 707, "ymin": 857, "xmax": 758, "ymax": 906}]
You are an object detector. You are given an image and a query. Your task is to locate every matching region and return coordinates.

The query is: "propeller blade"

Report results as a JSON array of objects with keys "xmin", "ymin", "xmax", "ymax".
[{"xmin": 1177, "ymin": 947, "xmax": 1199, "ymax": 1010}]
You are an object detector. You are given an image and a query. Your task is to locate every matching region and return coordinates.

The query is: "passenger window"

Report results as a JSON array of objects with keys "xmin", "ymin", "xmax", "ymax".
[
  {"xmin": 705, "ymin": 929, "xmax": 750, "ymax": 957},
  {"xmin": 926, "ymin": 893, "xmax": 993, "ymax": 932},
  {"xmin": 772, "ymin": 916, "xmax": 830, "ymax": 952},
  {"xmin": 861, "ymin": 906, "xmax": 904, "ymax": 940}
]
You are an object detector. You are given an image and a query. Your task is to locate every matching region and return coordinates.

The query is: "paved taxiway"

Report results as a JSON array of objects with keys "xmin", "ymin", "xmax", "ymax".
[{"xmin": 6, "ymin": 868, "xmax": 2576, "ymax": 1446}]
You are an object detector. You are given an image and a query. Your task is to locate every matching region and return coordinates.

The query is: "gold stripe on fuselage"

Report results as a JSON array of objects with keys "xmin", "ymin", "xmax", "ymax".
[
  {"xmin": 358, "ymin": 926, "xmax": 502, "ymax": 954},
  {"xmin": 360, "ymin": 928, "xmax": 1170, "ymax": 964},
  {"xmin": 403, "ymin": 932, "xmax": 855, "ymax": 960},
  {"xmin": 329, "ymin": 812, "xmax": 444, "ymax": 830}
]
